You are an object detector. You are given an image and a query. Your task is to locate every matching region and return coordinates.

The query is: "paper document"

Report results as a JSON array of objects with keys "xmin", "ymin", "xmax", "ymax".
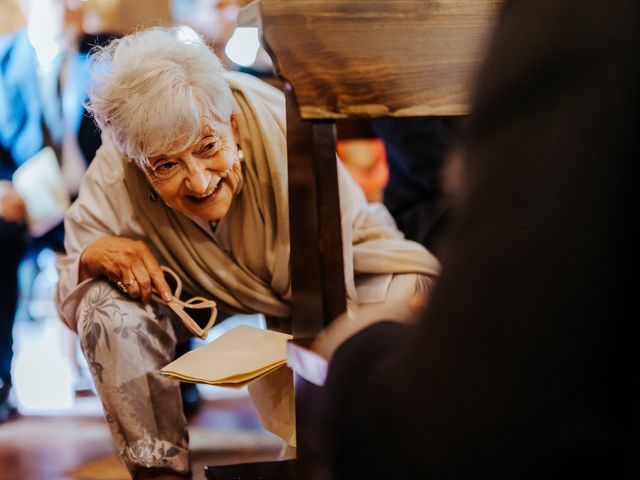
[
  {"xmin": 12, "ymin": 147, "xmax": 70, "ymax": 237},
  {"xmin": 161, "ymin": 324, "xmax": 292, "ymax": 388}
]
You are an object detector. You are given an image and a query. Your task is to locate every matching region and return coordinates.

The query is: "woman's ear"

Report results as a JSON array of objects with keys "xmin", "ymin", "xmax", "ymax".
[{"xmin": 230, "ymin": 114, "xmax": 240, "ymax": 144}]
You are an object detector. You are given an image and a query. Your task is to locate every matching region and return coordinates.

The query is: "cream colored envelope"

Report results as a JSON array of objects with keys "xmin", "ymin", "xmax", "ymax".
[
  {"xmin": 12, "ymin": 147, "xmax": 70, "ymax": 237},
  {"xmin": 160, "ymin": 324, "xmax": 292, "ymax": 388}
]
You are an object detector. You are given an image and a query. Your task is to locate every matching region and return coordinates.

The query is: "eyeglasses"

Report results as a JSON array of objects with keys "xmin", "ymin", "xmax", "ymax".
[
  {"xmin": 151, "ymin": 266, "xmax": 218, "ymax": 339},
  {"xmin": 148, "ymin": 150, "xmax": 217, "ymax": 183},
  {"xmin": 146, "ymin": 132, "xmax": 234, "ymax": 184}
]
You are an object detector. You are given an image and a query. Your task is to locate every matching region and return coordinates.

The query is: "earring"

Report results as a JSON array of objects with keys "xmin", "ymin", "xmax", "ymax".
[
  {"xmin": 237, "ymin": 145, "xmax": 245, "ymax": 162},
  {"xmin": 149, "ymin": 189, "xmax": 157, "ymax": 202}
]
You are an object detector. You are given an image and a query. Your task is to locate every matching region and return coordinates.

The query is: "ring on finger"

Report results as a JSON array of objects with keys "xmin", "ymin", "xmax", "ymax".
[
  {"xmin": 124, "ymin": 278, "xmax": 136, "ymax": 287},
  {"xmin": 116, "ymin": 280, "xmax": 129, "ymax": 294}
]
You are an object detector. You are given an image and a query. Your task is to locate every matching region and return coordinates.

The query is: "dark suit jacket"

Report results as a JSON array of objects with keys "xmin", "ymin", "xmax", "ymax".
[{"xmin": 321, "ymin": 1, "xmax": 639, "ymax": 478}]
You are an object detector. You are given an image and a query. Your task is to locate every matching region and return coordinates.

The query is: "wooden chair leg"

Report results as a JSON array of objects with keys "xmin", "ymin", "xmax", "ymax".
[
  {"xmin": 310, "ymin": 122, "xmax": 346, "ymax": 323},
  {"xmin": 285, "ymin": 83, "xmax": 326, "ymax": 339}
]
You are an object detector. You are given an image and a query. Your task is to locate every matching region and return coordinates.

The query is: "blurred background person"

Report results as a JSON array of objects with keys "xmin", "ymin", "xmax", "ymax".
[
  {"xmin": 335, "ymin": 115, "xmax": 462, "ymax": 258},
  {"xmin": 172, "ymin": 0, "xmax": 273, "ymax": 77},
  {"xmin": 172, "ymin": 0, "xmax": 240, "ymax": 60},
  {"xmin": 372, "ymin": 116, "xmax": 463, "ymax": 256}
]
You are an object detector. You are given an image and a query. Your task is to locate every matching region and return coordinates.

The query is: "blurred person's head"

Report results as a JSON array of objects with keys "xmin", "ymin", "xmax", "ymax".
[
  {"xmin": 18, "ymin": 0, "xmax": 77, "ymax": 64},
  {"xmin": 172, "ymin": 0, "xmax": 241, "ymax": 51},
  {"xmin": 171, "ymin": 0, "xmax": 273, "ymax": 74}
]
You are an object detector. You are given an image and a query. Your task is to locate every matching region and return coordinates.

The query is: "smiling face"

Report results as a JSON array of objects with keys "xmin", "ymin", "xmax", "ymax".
[{"xmin": 142, "ymin": 117, "xmax": 243, "ymax": 222}]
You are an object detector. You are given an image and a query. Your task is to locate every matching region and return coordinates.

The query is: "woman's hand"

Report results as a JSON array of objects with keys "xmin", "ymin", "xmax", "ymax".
[
  {"xmin": 0, "ymin": 180, "xmax": 27, "ymax": 224},
  {"xmin": 79, "ymin": 236, "xmax": 172, "ymax": 304}
]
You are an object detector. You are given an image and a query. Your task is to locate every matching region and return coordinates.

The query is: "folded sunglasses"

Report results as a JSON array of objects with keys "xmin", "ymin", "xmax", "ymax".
[{"xmin": 151, "ymin": 266, "xmax": 218, "ymax": 339}]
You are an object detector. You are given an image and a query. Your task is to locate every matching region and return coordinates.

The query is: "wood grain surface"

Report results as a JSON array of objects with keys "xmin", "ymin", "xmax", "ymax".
[{"xmin": 241, "ymin": 0, "xmax": 501, "ymax": 119}]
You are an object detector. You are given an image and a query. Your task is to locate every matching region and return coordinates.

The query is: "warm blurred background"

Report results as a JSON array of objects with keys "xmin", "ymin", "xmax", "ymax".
[{"xmin": 0, "ymin": 0, "xmax": 25, "ymax": 35}]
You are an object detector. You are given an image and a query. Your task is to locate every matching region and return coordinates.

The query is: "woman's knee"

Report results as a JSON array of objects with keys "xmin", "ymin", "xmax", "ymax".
[
  {"xmin": 77, "ymin": 280, "xmax": 133, "ymax": 338},
  {"xmin": 76, "ymin": 279, "xmax": 177, "ymax": 357}
]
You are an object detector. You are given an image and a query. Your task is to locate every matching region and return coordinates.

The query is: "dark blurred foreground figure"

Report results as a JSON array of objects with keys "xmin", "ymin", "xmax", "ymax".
[{"xmin": 311, "ymin": 0, "xmax": 639, "ymax": 478}]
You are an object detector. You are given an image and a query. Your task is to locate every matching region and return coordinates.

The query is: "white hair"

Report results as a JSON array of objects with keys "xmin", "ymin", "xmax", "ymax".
[{"xmin": 86, "ymin": 27, "xmax": 233, "ymax": 168}]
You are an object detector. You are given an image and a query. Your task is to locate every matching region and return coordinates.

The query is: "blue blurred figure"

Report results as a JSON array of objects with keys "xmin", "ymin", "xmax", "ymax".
[{"xmin": 0, "ymin": 0, "xmax": 106, "ymax": 421}]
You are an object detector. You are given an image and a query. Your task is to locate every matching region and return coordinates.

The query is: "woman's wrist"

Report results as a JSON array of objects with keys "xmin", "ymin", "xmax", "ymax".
[{"xmin": 78, "ymin": 243, "xmax": 100, "ymax": 283}]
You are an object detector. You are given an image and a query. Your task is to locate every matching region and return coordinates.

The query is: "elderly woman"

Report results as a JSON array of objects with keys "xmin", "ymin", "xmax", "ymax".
[{"xmin": 56, "ymin": 27, "xmax": 440, "ymax": 479}]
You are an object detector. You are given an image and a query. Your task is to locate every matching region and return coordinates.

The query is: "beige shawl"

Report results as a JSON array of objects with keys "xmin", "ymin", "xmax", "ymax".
[{"xmin": 123, "ymin": 71, "xmax": 440, "ymax": 319}]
